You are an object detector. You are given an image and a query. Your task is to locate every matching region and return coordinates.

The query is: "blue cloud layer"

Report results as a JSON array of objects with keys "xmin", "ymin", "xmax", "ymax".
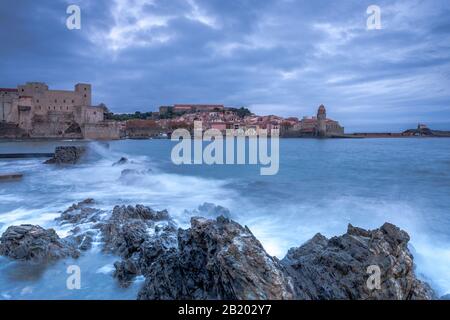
[{"xmin": 1, "ymin": 0, "xmax": 449, "ymax": 131}]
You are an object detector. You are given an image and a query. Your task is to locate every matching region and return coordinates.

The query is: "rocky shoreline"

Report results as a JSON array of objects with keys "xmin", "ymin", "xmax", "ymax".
[{"xmin": 0, "ymin": 199, "xmax": 438, "ymax": 300}]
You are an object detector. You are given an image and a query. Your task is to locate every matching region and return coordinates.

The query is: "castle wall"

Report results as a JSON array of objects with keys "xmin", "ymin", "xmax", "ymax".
[
  {"xmin": 1, "ymin": 82, "xmax": 106, "ymax": 139},
  {"xmin": 17, "ymin": 82, "xmax": 93, "ymax": 117},
  {"xmin": 0, "ymin": 91, "xmax": 19, "ymax": 123},
  {"xmin": 82, "ymin": 121, "xmax": 122, "ymax": 140},
  {"xmin": 74, "ymin": 105, "xmax": 104, "ymax": 124},
  {"xmin": 30, "ymin": 111, "xmax": 83, "ymax": 139},
  {"xmin": 17, "ymin": 97, "xmax": 33, "ymax": 132}
]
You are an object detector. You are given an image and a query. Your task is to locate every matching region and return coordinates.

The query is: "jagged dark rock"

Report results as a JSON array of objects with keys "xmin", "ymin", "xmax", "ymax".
[
  {"xmin": 114, "ymin": 258, "xmax": 140, "ymax": 285},
  {"xmin": 282, "ymin": 223, "xmax": 436, "ymax": 300},
  {"xmin": 137, "ymin": 217, "xmax": 436, "ymax": 300},
  {"xmin": 97, "ymin": 204, "xmax": 175, "ymax": 287},
  {"xmin": 3, "ymin": 199, "xmax": 436, "ymax": 300},
  {"xmin": 56, "ymin": 198, "xmax": 103, "ymax": 225},
  {"xmin": 0, "ymin": 224, "xmax": 79, "ymax": 262},
  {"xmin": 138, "ymin": 216, "xmax": 296, "ymax": 300},
  {"xmin": 108, "ymin": 205, "xmax": 169, "ymax": 223},
  {"xmin": 44, "ymin": 146, "xmax": 86, "ymax": 164}
]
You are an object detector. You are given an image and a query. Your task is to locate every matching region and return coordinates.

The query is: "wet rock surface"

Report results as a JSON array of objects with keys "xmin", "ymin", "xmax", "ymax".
[
  {"xmin": 56, "ymin": 198, "xmax": 104, "ymax": 225},
  {"xmin": 138, "ymin": 216, "xmax": 296, "ymax": 300},
  {"xmin": 0, "ymin": 199, "xmax": 437, "ymax": 300},
  {"xmin": 44, "ymin": 146, "xmax": 86, "ymax": 164},
  {"xmin": 282, "ymin": 223, "xmax": 436, "ymax": 300},
  {"xmin": 0, "ymin": 224, "xmax": 79, "ymax": 262},
  {"xmin": 138, "ymin": 218, "xmax": 436, "ymax": 300},
  {"xmin": 98, "ymin": 205, "xmax": 176, "ymax": 287}
]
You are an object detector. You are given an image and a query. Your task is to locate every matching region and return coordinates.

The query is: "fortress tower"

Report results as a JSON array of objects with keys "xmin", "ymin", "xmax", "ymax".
[{"xmin": 317, "ymin": 104, "xmax": 327, "ymax": 137}]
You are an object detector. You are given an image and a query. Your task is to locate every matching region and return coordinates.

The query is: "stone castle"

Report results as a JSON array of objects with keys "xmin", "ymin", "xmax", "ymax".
[{"xmin": 0, "ymin": 82, "xmax": 120, "ymax": 139}]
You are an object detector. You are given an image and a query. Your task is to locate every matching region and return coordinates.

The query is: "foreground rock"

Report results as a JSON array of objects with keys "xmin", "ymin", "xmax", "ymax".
[
  {"xmin": 98, "ymin": 205, "xmax": 176, "ymax": 287},
  {"xmin": 56, "ymin": 198, "xmax": 104, "ymax": 226},
  {"xmin": 138, "ymin": 216, "xmax": 295, "ymax": 300},
  {"xmin": 0, "ymin": 200, "xmax": 436, "ymax": 300},
  {"xmin": 282, "ymin": 223, "xmax": 436, "ymax": 300},
  {"xmin": 138, "ymin": 217, "xmax": 435, "ymax": 300},
  {"xmin": 0, "ymin": 225, "xmax": 79, "ymax": 262},
  {"xmin": 44, "ymin": 146, "xmax": 86, "ymax": 164}
]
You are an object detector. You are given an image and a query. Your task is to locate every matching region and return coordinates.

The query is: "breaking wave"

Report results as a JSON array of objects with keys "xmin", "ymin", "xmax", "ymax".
[{"xmin": 1, "ymin": 139, "xmax": 450, "ymax": 298}]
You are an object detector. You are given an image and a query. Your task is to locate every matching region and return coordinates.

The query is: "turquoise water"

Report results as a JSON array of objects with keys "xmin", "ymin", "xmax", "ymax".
[{"xmin": 0, "ymin": 138, "xmax": 449, "ymax": 298}]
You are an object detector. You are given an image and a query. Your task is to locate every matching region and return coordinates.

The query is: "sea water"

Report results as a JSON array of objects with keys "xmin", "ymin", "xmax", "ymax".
[{"xmin": 0, "ymin": 138, "xmax": 449, "ymax": 299}]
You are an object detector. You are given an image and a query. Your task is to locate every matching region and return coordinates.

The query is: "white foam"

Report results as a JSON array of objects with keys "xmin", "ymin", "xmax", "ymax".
[{"xmin": 96, "ymin": 264, "xmax": 115, "ymax": 275}]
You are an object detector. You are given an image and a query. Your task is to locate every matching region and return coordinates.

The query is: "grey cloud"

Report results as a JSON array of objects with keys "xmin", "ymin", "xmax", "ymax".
[{"xmin": 0, "ymin": 0, "xmax": 449, "ymax": 131}]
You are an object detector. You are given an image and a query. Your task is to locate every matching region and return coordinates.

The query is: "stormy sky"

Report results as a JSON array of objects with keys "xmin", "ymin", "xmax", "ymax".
[{"xmin": 1, "ymin": 0, "xmax": 450, "ymax": 131}]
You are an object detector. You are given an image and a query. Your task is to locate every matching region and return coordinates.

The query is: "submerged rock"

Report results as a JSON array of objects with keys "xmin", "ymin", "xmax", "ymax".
[
  {"xmin": 113, "ymin": 157, "xmax": 128, "ymax": 166},
  {"xmin": 56, "ymin": 198, "xmax": 103, "ymax": 225},
  {"xmin": 197, "ymin": 202, "xmax": 231, "ymax": 218},
  {"xmin": 282, "ymin": 223, "xmax": 436, "ymax": 300},
  {"xmin": 44, "ymin": 146, "xmax": 86, "ymax": 164},
  {"xmin": 0, "ymin": 224, "xmax": 79, "ymax": 262},
  {"xmin": 138, "ymin": 216, "xmax": 295, "ymax": 300},
  {"xmin": 119, "ymin": 168, "xmax": 153, "ymax": 180}
]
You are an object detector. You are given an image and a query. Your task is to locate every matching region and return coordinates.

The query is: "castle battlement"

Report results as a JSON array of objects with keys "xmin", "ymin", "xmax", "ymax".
[{"xmin": 0, "ymin": 82, "xmax": 109, "ymax": 139}]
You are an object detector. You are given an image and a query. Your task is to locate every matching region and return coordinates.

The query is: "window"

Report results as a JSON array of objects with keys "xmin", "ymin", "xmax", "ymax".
[
  {"xmin": 72, "ymin": 100, "xmax": 75, "ymax": 103},
  {"xmin": 84, "ymin": 94, "xmax": 87, "ymax": 98},
  {"xmin": 63, "ymin": 100, "xmax": 66, "ymax": 103},
  {"xmin": 37, "ymin": 99, "xmax": 39, "ymax": 103},
  {"xmin": 67, "ymin": 107, "xmax": 69, "ymax": 110},
  {"xmin": 54, "ymin": 99, "xmax": 57, "ymax": 103},
  {"xmin": 84, "ymin": 88, "xmax": 87, "ymax": 91}
]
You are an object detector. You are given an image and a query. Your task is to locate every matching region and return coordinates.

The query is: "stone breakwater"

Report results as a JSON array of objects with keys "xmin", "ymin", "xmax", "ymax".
[{"xmin": 0, "ymin": 200, "xmax": 437, "ymax": 300}]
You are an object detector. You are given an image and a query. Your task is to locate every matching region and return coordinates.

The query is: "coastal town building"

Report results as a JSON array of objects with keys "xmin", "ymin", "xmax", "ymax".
[
  {"xmin": 1, "ymin": 82, "xmax": 345, "ymax": 140},
  {"xmin": 0, "ymin": 82, "xmax": 121, "ymax": 139},
  {"xmin": 155, "ymin": 103, "xmax": 344, "ymax": 137},
  {"xmin": 159, "ymin": 104, "xmax": 225, "ymax": 116},
  {"xmin": 291, "ymin": 105, "xmax": 344, "ymax": 137}
]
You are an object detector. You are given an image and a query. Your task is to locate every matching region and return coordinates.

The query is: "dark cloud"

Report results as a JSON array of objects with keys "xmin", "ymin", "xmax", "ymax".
[{"xmin": 1, "ymin": 0, "xmax": 449, "ymax": 131}]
